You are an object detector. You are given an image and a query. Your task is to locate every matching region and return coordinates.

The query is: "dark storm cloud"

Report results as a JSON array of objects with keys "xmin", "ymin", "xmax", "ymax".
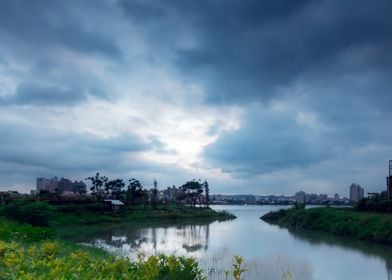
[
  {"xmin": 0, "ymin": 0, "xmax": 122, "ymax": 59},
  {"xmin": 0, "ymin": 121, "xmax": 148, "ymax": 173},
  {"xmin": 118, "ymin": 0, "xmax": 392, "ymax": 103},
  {"xmin": 116, "ymin": 0, "xmax": 392, "ymax": 179},
  {"xmin": 1, "ymin": 83, "xmax": 91, "ymax": 106},
  {"xmin": 0, "ymin": 0, "xmax": 391, "ymax": 193},
  {"xmin": 0, "ymin": 0, "xmax": 120, "ymax": 107}
]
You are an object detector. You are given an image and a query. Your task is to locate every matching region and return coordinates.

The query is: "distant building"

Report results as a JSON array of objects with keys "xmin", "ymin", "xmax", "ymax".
[
  {"xmin": 334, "ymin": 193, "xmax": 340, "ymax": 200},
  {"xmin": 387, "ymin": 160, "xmax": 392, "ymax": 200},
  {"xmin": 37, "ymin": 177, "xmax": 59, "ymax": 193},
  {"xmin": 294, "ymin": 191, "xmax": 306, "ymax": 203},
  {"xmin": 349, "ymin": 183, "xmax": 364, "ymax": 202},
  {"xmin": 58, "ymin": 178, "xmax": 86, "ymax": 194},
  {"xmin": 318, "ymin": 194, "xmax": 328, "ymax": 201},
  {"xmin": 36, "ymin": 177, "xmax": 86, "ymax": 194}
]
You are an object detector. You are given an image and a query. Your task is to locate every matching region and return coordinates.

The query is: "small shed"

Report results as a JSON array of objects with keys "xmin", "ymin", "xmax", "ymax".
[{"xmin": 104, "ymin": 199, "xmax": 125, "ymax": 211}]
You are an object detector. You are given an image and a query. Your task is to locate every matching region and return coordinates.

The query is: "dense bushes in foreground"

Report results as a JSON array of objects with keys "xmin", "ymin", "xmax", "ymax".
[
  {"xmin": 0, "ymin": 241, "xmax": 204, "ymax": 280},
  {"xmin": 261, "ymin": 207, "xmax": 392, "ymax": 244}
]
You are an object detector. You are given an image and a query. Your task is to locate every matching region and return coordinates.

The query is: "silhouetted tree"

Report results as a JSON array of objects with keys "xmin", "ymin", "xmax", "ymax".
[
  {"xmin": 126, "ymin": 178, "xmax": 144, "ymax": 206},
  {"xmin": 204, "ymin": 180, "xmax": 210, "ymax": 208},
  {"xmin": 105, "ymin": 179, "xmax": 125, "ymax": 199},
  {"xmin": 180, "ymin": 180, "xmax": 204, "ymax": 207},
  {"xmin": 152, "ymin": 178, "xmax": 158, "ymax": 206},
  {"xmin": 86, "ymin": 172, "xmax": 108, "ymax": 201}
]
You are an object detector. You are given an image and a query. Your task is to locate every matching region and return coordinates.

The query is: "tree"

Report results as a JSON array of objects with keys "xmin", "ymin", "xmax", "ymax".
[
  {"xmin": 86, "ymin": 172, "xmax": 108, "ymax": 201},
  {"xmin": 126, "ymin": 178, "xmax": 144, "ymax": 206},
  {"xmin": 152, "ymin": 178, "xmax": 158, "ymax": 206},
  {"xmin": 105, "ymin": 179, "xmax": 125, "ymax": 199},
  {"xmin": 204, "ymin": 180, "xmax": 210, "ymax": 208},
  {"xmin": 180, "ymin": 180, "xmax": 204, "ymax": 207}
]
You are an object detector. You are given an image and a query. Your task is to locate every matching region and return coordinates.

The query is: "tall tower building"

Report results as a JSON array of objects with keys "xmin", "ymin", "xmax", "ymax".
[{"xmin": 349, "ymin": 183, "xmax": 364, "ymax": 202}]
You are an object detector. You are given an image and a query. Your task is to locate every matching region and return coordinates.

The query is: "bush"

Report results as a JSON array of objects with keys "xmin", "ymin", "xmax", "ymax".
[
  {"xmin": 262, "ymin": 206, "xmax": 392, "ymax": 245},
  {"xmin": 0, "ymin": 218, "xmax": 54, "ymax": 242},
  {"xmin": 1, "ymin": 199, "xmax": 55, "ymax": 226},
  {"xmin": 0, "ymin": 241, "xmax": 205, "ymax": 279}
]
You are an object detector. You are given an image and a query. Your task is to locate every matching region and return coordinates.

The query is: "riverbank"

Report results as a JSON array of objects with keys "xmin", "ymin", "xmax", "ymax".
[
  {"xmin": 0, "ymin": 200, "xmax": 236, "ymax": 279},
  {"xmin": 54, "ymin": 204, "xmax": 236, "ymax": 225},
  {"xmin": 0, "ymin": 199, "xmax": 236, "ymax": 226},
  {"xmin": 0, "ymin": 217, "xmax": 205, "ymax": 279},
  {"xmin": 261, "ymin": 206, "xmax": 392, "ymax": 245}
]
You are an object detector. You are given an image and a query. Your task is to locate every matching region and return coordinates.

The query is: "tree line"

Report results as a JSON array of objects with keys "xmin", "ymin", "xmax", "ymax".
[{"xmin": 86, "ymin": 173, "xmax": 211, "ymax": 207}]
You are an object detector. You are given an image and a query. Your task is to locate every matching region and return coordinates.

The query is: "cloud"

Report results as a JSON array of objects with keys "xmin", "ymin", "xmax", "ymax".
[
  {"xmin": 118, "ymin": 0, "xmax": 392, "ymax": 104},
  {"xmin": 1, "ymin": 83, "xmax": 91, "ymax": 106},
  {"xmin": 1, "ymin": 0, "xmax": 392, "ymax": 196},
  {"xmin": 0, "ymin": 121, "xmax": 148, "ymax": 174},
  {"xmin": 204, "ymin": 105, "xmax": 333, "ymax": 176},
  {"xmin": 0, "ymin": 0, "xmax": 122, "ymax": 59}
]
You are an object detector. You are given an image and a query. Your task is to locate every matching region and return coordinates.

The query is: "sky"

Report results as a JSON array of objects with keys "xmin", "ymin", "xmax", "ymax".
[{"xmin": 0, "ymin": 0, "xmax": 391, "ymax": 196}]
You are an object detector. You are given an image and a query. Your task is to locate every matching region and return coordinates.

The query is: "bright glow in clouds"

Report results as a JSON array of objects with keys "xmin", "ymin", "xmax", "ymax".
[{"xmin": 1, "ymin": 0, "xmax": 392, "ymax": 195}]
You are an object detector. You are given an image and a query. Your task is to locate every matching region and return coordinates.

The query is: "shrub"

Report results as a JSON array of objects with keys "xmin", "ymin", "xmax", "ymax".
[
  {"xmin": 0, "ymin": 241, "xmax": 205, "ymax": 279},
  {"xmin": 1, "ymin": 199, "xmax": 55, "ymax": 226}
]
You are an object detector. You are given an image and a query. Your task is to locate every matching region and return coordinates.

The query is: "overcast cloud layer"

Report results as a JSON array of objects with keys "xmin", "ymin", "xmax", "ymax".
[{"xmin": 1, "ymin": 0, "xmax": 391, "ymax": 196}]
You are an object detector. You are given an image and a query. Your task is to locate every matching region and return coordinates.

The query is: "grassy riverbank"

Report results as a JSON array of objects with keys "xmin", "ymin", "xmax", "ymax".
[
  {"xmin": 0, "ymin": 200, "xmax": 236, "ymax": 279},
  {"xmin": 0, "ymin": 199, "xmax": 236, "ymax": 226},
  {"xmin": 261, "ymin": 206, "xmax": 392, "ymax": 245},
  {"xmin": 54, "ymin": 205, "xmax": 236, "ymax": 225}
]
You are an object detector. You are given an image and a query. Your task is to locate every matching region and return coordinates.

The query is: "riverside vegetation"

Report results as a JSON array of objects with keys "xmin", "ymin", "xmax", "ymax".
[
  {"xmin": 261, "ymin": 204, "xmax": 392, "ymax": 244},
  {"xmin": 0, "ymin": 198, "xmax": 240, "ymax": 279}
]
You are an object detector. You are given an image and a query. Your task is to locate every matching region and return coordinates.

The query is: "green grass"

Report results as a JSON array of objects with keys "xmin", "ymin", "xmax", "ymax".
[
  {"xmin": 261, "ymin": 206, "xmax": 392, "ymax": 244},
  {"xmin": 0, "ymin": 240, "xmax": 205, "ymax": 280},
  {"xmin": 122, "ymin": 205, "xmax": 236, "ymax": 221},
  {"xmin": 0, "ymin": 217, "xmax": 54, "ymax": 243},
  {"xmin": 0, "ymin": 199, "xmax": 236, "ymax": 227}
]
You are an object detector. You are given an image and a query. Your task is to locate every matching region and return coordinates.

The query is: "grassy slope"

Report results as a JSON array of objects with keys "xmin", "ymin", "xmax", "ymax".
[
  {"xmin": 0, "ymin": 217, "xmax": 205, "ymax": 279},
  {"xmin": 261, "ymin": 207, "xmax": 392, "ymax": 244}
]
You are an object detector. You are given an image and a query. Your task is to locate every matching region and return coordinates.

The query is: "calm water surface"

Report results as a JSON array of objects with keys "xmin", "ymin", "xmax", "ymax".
[{"xmin": 61, "ymin": 205, "xmax": 392, "ymax": 280}]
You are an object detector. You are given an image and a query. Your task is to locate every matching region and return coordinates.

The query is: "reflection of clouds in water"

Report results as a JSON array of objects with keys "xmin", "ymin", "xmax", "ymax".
[
  {"xmin": 88, "ymin": 223, "xmax": 210, "ymax": 260},
  {"xmin": 74, "ymin": 206, "xmax": 391, "ymax": 279}
]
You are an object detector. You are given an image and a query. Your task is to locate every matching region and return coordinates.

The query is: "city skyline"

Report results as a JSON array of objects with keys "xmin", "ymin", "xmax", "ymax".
[{"xmin": 1, "ymin": 1, "xmax": 392, "ymax": 195}]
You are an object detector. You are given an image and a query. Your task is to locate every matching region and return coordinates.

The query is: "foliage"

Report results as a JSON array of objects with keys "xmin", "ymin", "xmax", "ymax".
[
  {"xmin": 0, "ymin": 241, "xmax": 205, "ymax": 280},
  {"xmin": 127, "ymin": 178, "xmax": 146, "ymax": 206},
  {"xmin": 85, "ymin": 172, "xmax": 109, "ymax": 200},
  {"xmin": 262, "ymin": 206, "xmax": 392, "ymax": 244},
  {"xmin": 105, "ymin": 178, "xmax": 125, "ymax": 199},
  {"xmin": 0, "ymin": 218, "xmax": 54, "ymax": 243},
  {"xmin": 355, "ymin": 197, "xmax": 392, "ymax": 213},
  {"xmin": 231, "ymin": 255, "xmax": 247, "ymax": 280},
  {"xmin": 178, "ymin": 180, "xmax": 204, "ymax": 207},
  {"xmin": 204, "ymin": 180, "xmax": 210, "ymax": 207},
  {"xmin": 1, "ymin": 199, "xmax": 55, "ymax": 226},
  {"xmin": 124, "ymin": 206, "xmax": 236, "ymax": 221}
]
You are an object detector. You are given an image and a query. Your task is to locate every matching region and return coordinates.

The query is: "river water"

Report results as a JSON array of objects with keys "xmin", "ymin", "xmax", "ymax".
[{"xmin": 61, "ymin": 205, "xmax": 392, "ymax": 279}]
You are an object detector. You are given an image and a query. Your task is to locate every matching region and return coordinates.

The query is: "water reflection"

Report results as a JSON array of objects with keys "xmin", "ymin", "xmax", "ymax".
[
  {"xmin": 59, "ymin": 220, "xmax": 215, "ymax": 258},
  {"xmin": 280, "ymin": 225, "xmax": 392, "ymax": 278},
  {"xmin": 58, "ymin": 206, "xmax": 392, "ymax": 279}
]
